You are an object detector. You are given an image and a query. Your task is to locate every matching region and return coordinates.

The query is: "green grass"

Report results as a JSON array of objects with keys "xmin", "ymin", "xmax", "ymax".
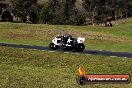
[
  {"xmin": 0, "ymin": 46, "xmax": 132, "ymax": 88},
  {"xmin": 0, "ymin": 18, "xmax": 132, "ymax": 52}
]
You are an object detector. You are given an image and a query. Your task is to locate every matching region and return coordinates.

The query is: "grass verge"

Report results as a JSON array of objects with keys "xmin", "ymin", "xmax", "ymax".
[
  {"xmin": 0, "ymin": 18, "xmax": 132, "ymax": 52},
  {"xmin": 0, "ymin": 46, "xmax": 132, "ymax": 88}
]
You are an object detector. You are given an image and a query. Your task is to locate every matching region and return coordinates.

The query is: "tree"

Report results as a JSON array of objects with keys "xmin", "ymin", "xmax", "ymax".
[
  {"xmin": 29, "ymin": 12, "xmax": 38, "ymax": 24},
  {"xmin": 38, "ymin": 0, "xmax": 85, "ymax": 25},
  {"xmin": 50, "ymin": 0, "xmax": 66, "ymax": 24},
  {"xmin": 125, "ymin": 0, "xmax": 132, "ymax": 18},
  {"xmin": 83, "ymin": 0, "xmax": 106, "ymax": 25},
  {"xmin": 83, "ymin": 0, "xmax": 132, "ymax": 24},
  {"xmin": 38, "ymin": 2, "xmax": 52, "ymax": 24},
  {"xmin": 11, "ymin": 0, "xmax": 37, "ymax": 23},
  {"xmin": 38, "ymin": 0, "xmax": 64, "ymax": 24},
  {"xmin": 63, "ymin": 0, "xmax": 76, "ymax": 24},
  {"xmin": 1, "ymin": 10, "xmax": 13, "ymax": 22},
  {"xmin": 0, "ymin": 0, "xmax": 6, "ymax": 15},
  {"xmin": 28, "ymin": 4, "xmax": 40, "ymax": 23},
  {"xmin": 105, "ymin": 0, "xmax": 131, "ymax": 20}
]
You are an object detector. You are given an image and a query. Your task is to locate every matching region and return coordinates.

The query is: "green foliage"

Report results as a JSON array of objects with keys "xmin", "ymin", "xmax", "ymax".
[
  {"xmin": 1, "ymin": 0, "xmax": 131, "ymax": 25},
  {"xmin": 1, "ymin": 10, "xmax": 13, "ymax": 22},
  {"xmin": 38, "ymin": 4, "xmax": 51, "ymax": 23},
  {"xmin": 83, "ymin": 0, "xmax": 132, "ymax": 24},
  {"xmin": 0, "ymin": 5, "xmax": 2, "ymax": 14},
  {"xmin": 11, "ymin": 0, "xmax": 37, "ymax": 23},
  {"xmin": 38, "ymin": 0, "xmax": 85, "ymax": 25},
  {"xmin": 0, "ymin": 1, "xmax": 6, "ymax": 15},
  {"xmin": 83, "ymin": 0, "xmax": 104, "ymax": 24}
]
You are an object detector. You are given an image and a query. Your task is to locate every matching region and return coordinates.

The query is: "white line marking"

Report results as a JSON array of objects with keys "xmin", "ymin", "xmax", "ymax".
[
  {"xmin": 110, "ymin": 56, "xmax": 117, "ymax": 58},
  {"xmin": 41, "ymin": 50, "xmax": 46, "ymax": 51},
  {"xmin": 98, "ymin": 50, "xmax": 103, "ymax": 51},
  {"xmin": 64, "ymin": 52, "xmax": 69, "ymax": 53},
  {"xmin": 86, "ymin": 54, "xmax": 91, "ymax": 55},
  {"xmin": 73, "ymin": 53, "xmax": 79, "ymax": 54},
  {"xmin": 48, "ymin": 51, "xmax": 56, "ymax": 52},
  {"xmin": 32, "ymin": 49, "xmax": 37, "ymax": 51}
]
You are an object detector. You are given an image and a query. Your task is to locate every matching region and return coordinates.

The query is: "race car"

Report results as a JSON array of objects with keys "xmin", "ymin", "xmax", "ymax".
[{"xmin": 49, "ymin": 34, "xmax": 85, "ymax": 52}]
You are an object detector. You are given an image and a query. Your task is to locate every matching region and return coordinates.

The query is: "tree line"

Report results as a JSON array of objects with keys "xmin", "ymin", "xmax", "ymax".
[{"xmin": 0, "ymin": 0, "xmax": 132, "ymax": 25}]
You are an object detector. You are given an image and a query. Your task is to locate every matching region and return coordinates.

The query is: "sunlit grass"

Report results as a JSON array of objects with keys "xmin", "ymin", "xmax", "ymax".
[
  {"xmin": 0, "ymin": 46, "xmax": 132, "ymax": 88},
  {"xmin": 0, "ymin": 18, "xmax": 132, "ymax": 52}
]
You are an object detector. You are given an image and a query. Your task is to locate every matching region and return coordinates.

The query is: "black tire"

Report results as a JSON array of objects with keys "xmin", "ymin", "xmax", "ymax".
[
  {"xmin": 109, "ymin": 24, "xmax": 112, "ymax": 27},
  {"xmin": 74, "ymin": 43, "xmax": 85, "ymax": 52},
  {"xmin": 49, "ymin": 43, "xmax": 59, "ymax": 50},
  {"xmin": 76, "ymin": 75, "xmax": 86, "ymax": 85},
  {"xmin": 63, "ymin": 46, "xmax": 69, "ymax": 51}
]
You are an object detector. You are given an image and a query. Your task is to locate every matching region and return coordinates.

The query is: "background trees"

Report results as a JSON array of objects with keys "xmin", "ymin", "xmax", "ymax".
[
  {"xmin": 0, "ymin": 0, "xmax": 132, "ymax": 25},
  {"xmin": 0, "ymin": 0, "xmax": 6, "ymax": 14},
  {"xmin": 1, "ymin": 10, "xmax": 13, "ymax": 22},
  {"xmin": 82, "ymin": 0, "xmax": 132, "ymax": 25},
  {"xmin": 38, "ymin": 0, "xmax": 85, "ymax": 25},
  {"xmin": 127, "ymin": 0, "xmax": 132, "ymax": 17},
  {"xmin": 0, "ymin": 0, "xmax": 13, "ymax": 22},
  {"xmin": 83, "ymin": 0, "xmax": 104, "ymax": 25},
  {"xmin": 11, "ymin": 0, "xmax": 37, "ymax": 23},
  {"xmin": 38, "ymin": 0, "xmax": 64, "ymax": 24}
]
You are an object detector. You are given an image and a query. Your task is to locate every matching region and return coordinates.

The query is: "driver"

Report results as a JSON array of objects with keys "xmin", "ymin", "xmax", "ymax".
[
  {"xmin": 62, "ymin": 34, "xmax": 72, "ymax": 44},
  {"xmin": 67, "ymin": 35, "xmax": 74, "ymax": 46},
  {"xmin": 55, "ymin": 35, "xmax": 63, "ymax": 43}
]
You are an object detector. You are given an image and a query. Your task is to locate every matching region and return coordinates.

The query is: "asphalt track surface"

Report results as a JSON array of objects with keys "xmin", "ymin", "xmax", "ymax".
[{"xmin": 0, "ymin": 43, "xmax": 132, "ymax": 58}]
